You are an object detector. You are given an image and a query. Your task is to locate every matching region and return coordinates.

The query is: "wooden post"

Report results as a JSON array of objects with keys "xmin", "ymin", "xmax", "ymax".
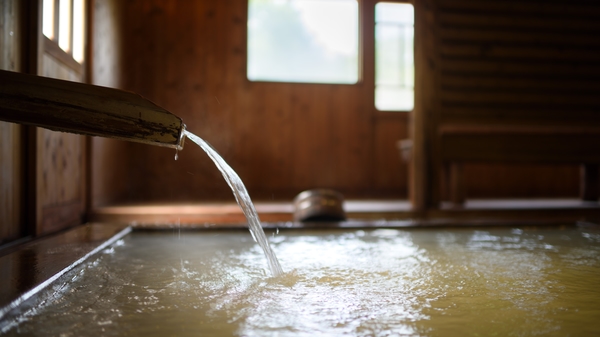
[
  {"xmin": 581, "ymin": 164, "xmax": 599, "ymax": 202},
  {"xmin": 410, "ymin": 0, "xmax": 439, "ymax": 212},
  {"xmin": 448, "ymin": 162, "xmax": 466, "ymax": 206}
]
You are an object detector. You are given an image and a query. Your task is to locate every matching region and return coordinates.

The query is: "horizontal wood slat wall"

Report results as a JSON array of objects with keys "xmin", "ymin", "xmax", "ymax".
[
  {"xmin": 437, "ymin": 0, "xmax": 600, "ymax": 123},
  {"xmin": 433, "ymin": 0, "xmax": 600, "ymax": 202}
]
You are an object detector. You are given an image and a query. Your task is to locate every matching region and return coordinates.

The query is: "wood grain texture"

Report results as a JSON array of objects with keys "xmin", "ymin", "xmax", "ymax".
[
  {"xmin": 88, "ymin": 0, "xmax": 600, "ymax": 207},
  {"xmin": 0, "ymin": 0, "xmax": 23, "ymax": 243},
  {"xmin": 430, "ymin": 0, "xmax": 600, "ymax": 204},
  {"xmin": 25, "ymin": 0, "xmax": 89, "ymax": 236},
  {"xmin": 411, "ymin": 0, "xmax": 439, "ymax": 210},
  {"xmin": 35, "ymin": 54, "xmax": 86, "ymax": 235},
  {"xmin": 0, "ymin": 122, "xmax": 23, "ymax": 243},
  {"xmin": 90, "ymin": 0, "xmax": 133, "ymax": 208},
  {"xmin": 0, "ymin": 0, "xmax": 21, "ymax": 71},
  {"xmin": 100, "ymin": 0, "xmax": 408, "ymax": 202},
  {"xmin": 463, "ymin": 164, "xmax": 580, "ymax": 199}
]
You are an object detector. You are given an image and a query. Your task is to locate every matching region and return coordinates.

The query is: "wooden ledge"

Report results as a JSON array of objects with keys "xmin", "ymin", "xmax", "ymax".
[{"xmin": 439, "ymin": 124, "xmax": 600, "ymax": 135}]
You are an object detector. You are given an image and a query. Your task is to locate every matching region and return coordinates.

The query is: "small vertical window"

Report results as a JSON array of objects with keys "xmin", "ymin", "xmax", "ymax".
[
  {"xmin": 43, "ymin": 0, "xmax": 86, "ymax": 64},
  {"xmin": 375, "ymin": 2, "xmax": 414, "ymax": 111},
  {"xmin": 58, "ymin": 0, "xmax": 72, "ymax": 52},
  {"xmin": 72, "ymin": 0, "xmax": 86, "ymax": 63},
  {"xmin": 42, "ymin": 0, "xmax": 56, "ymax": 39},
  {"xmin": 247, "ymin": 0, "xmax": 359, "ymax": 84}
]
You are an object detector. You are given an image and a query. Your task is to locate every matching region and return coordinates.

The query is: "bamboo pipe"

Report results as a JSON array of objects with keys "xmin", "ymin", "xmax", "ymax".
[{"xmin": 0, "ymin": 70, "xmax": 185, "ymax": 150}]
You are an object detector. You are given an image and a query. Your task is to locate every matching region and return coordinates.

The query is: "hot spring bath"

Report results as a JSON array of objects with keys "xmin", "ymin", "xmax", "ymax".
[{"xmin": 1, "ymin": 225, "xmax": 600, "ymax": 336}]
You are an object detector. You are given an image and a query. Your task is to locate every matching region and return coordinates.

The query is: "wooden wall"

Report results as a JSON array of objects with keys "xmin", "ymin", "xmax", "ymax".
[
  {"xmin": 90, "ymin": 0, "xmax": 599, "ymax": 206},
  {"xmin": 0, "ymin": 0, "xmax": 24, "ymax": 244},
  {"xmin": 430, "ymin": 0, "xmax": 600, "ymax": 203},
  {"xmin": 93, "ymin": 0, "xmax": 408, "ymax": 203},
  {"xmin": 2, "ymin": 0, "xmax": 598, "ymax": 238},
  {"xmin": 1, "ymin": 0, "xmax": 89, "ymax": 243},
  {"xmin": 90, "ymin": 0, "xmax": 134, "ymax": 207},
  {"xmin": 36, "ymin": 56, "xmax": 87, "ymax": 235}
]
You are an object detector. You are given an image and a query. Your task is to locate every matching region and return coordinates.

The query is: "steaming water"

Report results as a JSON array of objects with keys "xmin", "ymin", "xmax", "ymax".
[
  {"xmin": 183, "ymin": 130, "xmax": 283, "ymax": 276},
  {"xmin": 4, "ymin": 226, "xmax": 600, "ymax": 336}
]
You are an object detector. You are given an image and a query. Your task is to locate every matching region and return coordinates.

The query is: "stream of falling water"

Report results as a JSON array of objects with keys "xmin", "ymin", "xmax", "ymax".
[{"xmin": 183, "ymin": 130, "xmax": 283, "ymax": 276}]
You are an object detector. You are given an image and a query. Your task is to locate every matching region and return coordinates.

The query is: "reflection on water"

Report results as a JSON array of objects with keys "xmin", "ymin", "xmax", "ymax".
[{"xmin": 5, "ymin": 227, "xmax": 600, "ymax": 336}]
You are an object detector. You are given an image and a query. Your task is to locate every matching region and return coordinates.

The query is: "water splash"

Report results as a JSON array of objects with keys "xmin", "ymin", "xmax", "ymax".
[
  {"xmin": 11, "ymin": 228, "xmax": 600, "ymax": 336},
  {"xmin": 183, "ymin": 130, "xmax": 283, "ymax": 276}
]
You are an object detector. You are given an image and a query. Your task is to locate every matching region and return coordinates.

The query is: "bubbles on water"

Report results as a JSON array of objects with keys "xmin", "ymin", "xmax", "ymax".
[
  {"xmin": 102, "ymin": 247, "xmax": 115, "ymax": 255},
  {"xmin": 582, "ymin": 232, "xmax": 600, "ymax": 243}
]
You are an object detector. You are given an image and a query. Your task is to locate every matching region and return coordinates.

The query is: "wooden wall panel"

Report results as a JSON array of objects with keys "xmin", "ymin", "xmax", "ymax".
[
  {"xmin": 36, "ymin": 55, "xmax": 86, "ymax": 235},
  {"xmin": 464, "ymin": 164, "xmax": 579, "ymax": 199},
  {"xmin": 90, "ymin": 0, "xmax": 133, "ymax": 208},
  {"xmin": 0, "ymin": 0, "xmax": 20, "ymax": 70},
  {"xmin": 0, "ymin": 122, "xmax": 22, "ymax": 243},
  {"xmin": 431, "ymin": 0, "xmax": 600, "ymax": 202},
  {"xmin": 0, "ymin": 0, "xmax": 23, "ymax": 243},
  {"xmin": 1, "ymin": 0, "xmax": 91, "ymax": 239},
  {"xmin": 91, "ymin": 0, "xmax": 600, "ymax": 205},
  {"xmin": 436, "ymin": 0, "xmax": 600, "ymax": 126},
  {"xmin": 412, "ymin": 0, "xmax": 438, "ymax": 209},
  {"xmin": 101, "ymin": 0, "xmax": 408, "ymax": 202},
  {"xmin": 373, "ymin": 115, "xmax": 408, "ymax": 197},
  {"xmin": 36, "ymin": 129, "xmax": 85, "ymax": 234}
]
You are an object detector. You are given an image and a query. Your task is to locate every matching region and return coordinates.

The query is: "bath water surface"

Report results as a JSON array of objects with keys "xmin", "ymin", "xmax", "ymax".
[{"xmin": 4, "ymin": 226, "xmax": 600, "ymax": 336}]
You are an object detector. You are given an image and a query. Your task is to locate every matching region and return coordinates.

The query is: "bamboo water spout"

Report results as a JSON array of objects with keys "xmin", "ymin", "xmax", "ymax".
[{"xmin": 0, "ymin": 70, "xmax": 185, "ymax": 150}]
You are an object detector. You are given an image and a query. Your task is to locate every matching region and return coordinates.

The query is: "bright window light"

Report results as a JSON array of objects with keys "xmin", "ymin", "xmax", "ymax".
[
  {"xmin": 72, "ymin": 0, "xmax": 85, "ymax": 63},
  {"xmin": 42, "ymin": 0, "xmax": 55, "ymax": 39},
  {"xmin": 247, "ymin": 0, "xmax": 359, "ymax": 84},
  {"xmin": 375, "ymin": 2, "xmax": 414, "ymax": 111},
  {"xmin": 58, "ymin": 0, "xmax": 72, "ymax": 53}
]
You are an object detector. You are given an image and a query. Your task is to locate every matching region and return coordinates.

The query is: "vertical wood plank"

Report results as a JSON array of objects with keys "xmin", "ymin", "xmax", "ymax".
[
  {"xmin": 90, "ymin": 0, "xmax": 133, "ymax": 208},
  {"xmin": 448, "ymin": 162, "xmax": 465, "ymax": 206},
  {"xmin": 0, "ymin": 122, "xmax": 23, "ymax": 243},
  {"xmin": 0, "ymin": 0, "xmax": 24, "ymax": 243},
  {"xmin": 28, "ymin": 0, "xmax": 88, "ymax": 235},
  {"xmin": 580, "ymin": 164, "xmax": 599, "ymax": 202},
  {"xmin": 373, "ymin": 116, "xmax": 408, "ymax": 198},
  {"xmin": 36, "ymin": 55, "xmax": 86, "ymax": 235},
  {"xmin": 411, "ymin": 0, "xmax": 438, "ymax": 210}
]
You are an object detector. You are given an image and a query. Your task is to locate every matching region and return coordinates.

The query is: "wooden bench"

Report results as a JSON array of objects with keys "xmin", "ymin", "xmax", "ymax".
[{"xmin": 439, "ymin": 125, "xmax": 600, "ymax": 205}]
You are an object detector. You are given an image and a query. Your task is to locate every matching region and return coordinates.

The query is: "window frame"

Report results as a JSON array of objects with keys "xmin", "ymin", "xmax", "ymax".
[
  {"xmin": 42, "ymin": 0, "xmax": 87, "ymax": 75},
  {"xmin": 244, "ymin": 0, "xmax": 415, "ymax": 112},
  {"xmin": 373, "ymin": 0, "xmax": 415, "ymax": 113},
  {"xmin": 246, "ymin": 0, "xmax": 362, "ymax": 85}
]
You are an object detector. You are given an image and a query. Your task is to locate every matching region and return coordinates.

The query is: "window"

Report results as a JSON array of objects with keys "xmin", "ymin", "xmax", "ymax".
[
  {"xmin": 375, "ymin": 2, "xmax": 414, "ymax": 111},
  {"xmin": 246, "ymin": 0, "xmax": 415, "ymax": 111},
  {"xmin": 247, "ymin": 0, "xmax": 359, "ymax": 84},
  {"xmin": 43, "ymin": 0, "xmax": 86, "ymax": 63}
]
